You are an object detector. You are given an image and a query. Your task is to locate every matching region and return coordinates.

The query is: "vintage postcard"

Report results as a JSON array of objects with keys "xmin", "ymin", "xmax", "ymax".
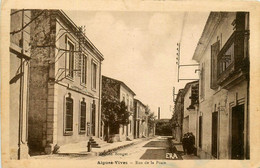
[{"xmin": 1, "ymin": 0, "xmax": 260, "ymax": 168}]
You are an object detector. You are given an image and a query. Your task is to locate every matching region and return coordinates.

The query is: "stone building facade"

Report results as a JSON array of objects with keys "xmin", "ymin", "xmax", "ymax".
[
  {"xmin": 192, "ymin": 12, "xmax": 249, "ymax": 159},
  {"xmin": 9, "ymin": 9, "xmax": 31, "ymax": 159},
  {"xmin": 28, "ymin": 10, "xmax": 104, "ymax": 154},
  {"xmin": 102, "ymin": 76, "xmax": 135, "ymax": 142},
  {"xmin": 133, "ymin": 99, "xmax": 148, "ymax": 138}
]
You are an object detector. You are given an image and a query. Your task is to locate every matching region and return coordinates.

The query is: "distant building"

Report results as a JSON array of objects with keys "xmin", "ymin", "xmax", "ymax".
[
  {"xmin": 172, "ymin": 89, "xmax": 184, "ymax": 142},
  {"xmin": 192, "ymin": 12, "xmax": 249, "ymax": 159},
  {"xmin": 27, "ymin": 10, "xmax": 104, "ymax": 154},
  {"xmin": 9, "ymin": 9, "xmax": 31, "ymax": 159},
  {"xmin": 133, "ymin": 99, "xmax": 148, "ymax": 138},
  {"xmin": 102, "ymin": 76, "xmax": 135, "ymax": 142}
]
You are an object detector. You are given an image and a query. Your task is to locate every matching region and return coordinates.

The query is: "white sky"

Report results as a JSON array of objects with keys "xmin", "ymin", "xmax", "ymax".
[{"xmin": 65, "ymin": 10, "xmax": 209, "ymax": 119}]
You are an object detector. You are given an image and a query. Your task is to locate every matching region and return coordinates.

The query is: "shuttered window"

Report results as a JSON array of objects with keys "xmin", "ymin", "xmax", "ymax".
[
  {"xmin": 211, "ymin": 40, "xmax": 220, "ymax": 89},
  {"xmin": 200, "ymin": 63, "xmax": 205, "ymax": 99}
]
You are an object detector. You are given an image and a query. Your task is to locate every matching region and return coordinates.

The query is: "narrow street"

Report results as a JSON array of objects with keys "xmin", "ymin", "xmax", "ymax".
[
  {"xmin": 89, "ymin": 136, "xmax": 184, "ymax": 160},
  {"xmin": 30, "ymin": 136, "xmax": 200, "ymax": 160}
]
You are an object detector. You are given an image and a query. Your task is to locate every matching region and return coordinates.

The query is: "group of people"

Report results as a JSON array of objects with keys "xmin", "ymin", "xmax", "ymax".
[{"xmin": 182, "ymin": 132, "xmax": 196, "ymax": 155}]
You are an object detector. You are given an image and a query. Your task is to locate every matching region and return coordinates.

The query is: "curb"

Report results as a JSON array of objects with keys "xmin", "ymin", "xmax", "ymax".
[{"xmin": 56, "ymin": 137, "xmax": 153, "ymax": 157}]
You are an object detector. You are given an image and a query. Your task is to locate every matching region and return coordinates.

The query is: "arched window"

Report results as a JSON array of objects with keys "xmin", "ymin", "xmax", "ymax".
[
  {"xmin": 79, "ymin": 98, "xmax": 86, "ymax": 133},
  {"xmin": 65, "ymin": 93, "xmax": 73, "ymax": 135}
]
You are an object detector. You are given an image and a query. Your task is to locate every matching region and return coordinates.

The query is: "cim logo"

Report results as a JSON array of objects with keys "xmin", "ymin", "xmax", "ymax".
[{"xmin": 166, "ymin": 153, "xmax": 179, "ymax": 159}]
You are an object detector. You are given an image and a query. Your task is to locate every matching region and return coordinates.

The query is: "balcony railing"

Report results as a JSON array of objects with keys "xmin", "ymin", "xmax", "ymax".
[{"xmin": 217, "ymin": 30, "xmax": 249, "ymax": 89}]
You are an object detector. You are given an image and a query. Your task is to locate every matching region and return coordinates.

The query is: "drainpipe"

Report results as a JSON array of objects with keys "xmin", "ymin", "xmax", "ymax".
[
  {"xmin": 98, "ymin": 62, "xmax": 102, "ymax": 138},
  {"xmin": 18, "ymin": 57, "xmax": 23, "ymax": 160},
  {"xmin": 18, "ymin": 10, "xmax": 25, "ymax": 160}
]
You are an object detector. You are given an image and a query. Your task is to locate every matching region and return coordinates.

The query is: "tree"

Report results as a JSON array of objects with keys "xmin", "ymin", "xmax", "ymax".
[
  {"xmin": 145, "ymin": 105, "xmax": 156, "ymax": 136},
  {"xmin": 155, "ymin": 122, "xmax": 172, "ymax": 136},
  {"xmin": 102, "ymin": 91, "xmax": 130, "ymax": 139},
  {"xmin": 117, "ymin": 101, "xmax": 130, "ymax": 125}
]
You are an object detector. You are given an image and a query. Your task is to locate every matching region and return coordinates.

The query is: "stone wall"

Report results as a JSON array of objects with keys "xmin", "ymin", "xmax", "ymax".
[{"xmin": 28, "ymin": 10, "xmax": 54, "ymax": 153}]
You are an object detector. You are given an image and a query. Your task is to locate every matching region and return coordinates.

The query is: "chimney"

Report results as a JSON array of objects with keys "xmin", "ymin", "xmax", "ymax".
[{"xmin": 158, "ymin": 107, "xmax": 160, "ymax": 120}]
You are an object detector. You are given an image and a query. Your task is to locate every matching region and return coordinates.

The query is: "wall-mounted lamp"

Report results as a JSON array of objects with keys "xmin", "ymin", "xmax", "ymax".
[{"xmin": 195, "ymin": 69, "xmax": 200, "ymax": 73}]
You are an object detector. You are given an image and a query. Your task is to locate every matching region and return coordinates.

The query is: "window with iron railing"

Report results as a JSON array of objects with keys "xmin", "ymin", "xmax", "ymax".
[
  {"xmin": 216, "ymin": 30, "xmax": 249, "ymax": 85},
  {"xmin": 217, "ymin": 33, "xmax": 236, "ymax": 77},
  {"xmin": 216, "ymin": 12, "xmax": 249, "ymax": 87}
]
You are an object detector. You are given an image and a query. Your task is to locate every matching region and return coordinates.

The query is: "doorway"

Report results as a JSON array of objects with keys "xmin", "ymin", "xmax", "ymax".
[
  {"xmin": 231, "ymin": 104, "xmax": 244, "ymax": 159},
  {"xmin": 92, "ymin": 100, "xmax": 96, "ymax": 136},
  {"xmin": 212, "ymin": 111, "xmax": 218, "ymax": 158},
  {"xmin": 199, "ymin": 116, "xmax": 202, "ymax": 148},
  {"xmin": 137, "ymin": 121, "xmax": 140, "ymax": 138}
]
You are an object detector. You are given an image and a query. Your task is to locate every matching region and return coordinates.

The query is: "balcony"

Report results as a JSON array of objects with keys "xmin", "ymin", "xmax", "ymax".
[
  {"xmin": 217, "ymin": 30, "xmax": 249, "ymax": 89},
  {"xmin": 187, "ymin": 84, "xmax": 199, "ymax": 110}
]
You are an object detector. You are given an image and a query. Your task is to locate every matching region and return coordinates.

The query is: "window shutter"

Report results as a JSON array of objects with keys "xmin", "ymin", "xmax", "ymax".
[{"xmin": 211, "ymin": 41, "xmax": 220, "ymax": 89}]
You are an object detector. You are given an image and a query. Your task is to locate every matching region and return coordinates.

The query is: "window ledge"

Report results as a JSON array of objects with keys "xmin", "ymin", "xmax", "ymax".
[
  {"xmin": 79, "ymin": 131, "xmax": 86, "ymax": 135},
  {"xmin": 66, "ymin": 76, "xmax": 74, "ymax": 82},
  {"xmin": 64, "ymin": 131, "xmax": 73, "ymax": 136},
  {"xmin": 80, "ymin": 82, "xmax": 87, "ymax": 88}
]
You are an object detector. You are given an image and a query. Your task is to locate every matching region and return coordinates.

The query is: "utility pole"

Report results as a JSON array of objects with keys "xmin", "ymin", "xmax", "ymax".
[
  {"xmin": 158, "ymin": 107, "xmax": 160, "ymax": 120},
  {"xmin": 176, "ymin": 42, "xmax": 199, "ymax": 82}
]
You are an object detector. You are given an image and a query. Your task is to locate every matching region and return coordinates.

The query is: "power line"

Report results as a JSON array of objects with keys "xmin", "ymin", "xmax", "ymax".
[{"xmin": 179, "ymin": 12, "xmax": 187, "ymax": 44}]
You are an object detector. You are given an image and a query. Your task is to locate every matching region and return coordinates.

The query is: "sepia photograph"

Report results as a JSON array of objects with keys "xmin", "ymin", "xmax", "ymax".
[{"xmin": 2, "ymin": 0, "xmax": 260, "ymax": 167}]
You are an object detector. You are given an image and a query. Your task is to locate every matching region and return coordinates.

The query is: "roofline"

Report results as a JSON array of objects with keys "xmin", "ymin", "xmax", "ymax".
[
  {"xmin": 192, "ymin": 12, "xmax": 226, "ymax": 62},
  {"xmin": 155, "ymin": 119, "xmax": 171, "ymax": 122},
  {"xmin": 102, "ymin": 75, "xmax": 136, "ymax": 96},
  {"xmin": 134, "ymin": 98, "xmax": 146, "ymax": 108},
  {"xmin": 183, "ymin": 80, "xmax": 199, "ymax": 96},
  {"xmin": 55, "ymin": 10, "xmax": 104, "ymax": 61}
]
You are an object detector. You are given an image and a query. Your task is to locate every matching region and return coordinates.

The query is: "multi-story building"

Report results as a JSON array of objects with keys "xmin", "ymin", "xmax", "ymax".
[
  {"xmin": 102, "ymin": 76, "xmax": 135, "ymax": 142},
  {"xmin": 133, "ymin": 99, "xmax": 148, "ymax": 138},
  {"xmin": 9, "ymin": 9, "xmax": 31, "ymax": 159},
  {"xmin": 192, "ymin": 12, "xmax": 249, "ymax": 159},
  {"xmin": 172, "ymin": 89, "xmax": 184, "ymax": 142},
  {"xmin": 182, "ymin": 81, "xmax": 199, "ymax": 139},
  {"xmin": 28, "ymin": 10, "xmax": 104, "ymax": 154}
]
